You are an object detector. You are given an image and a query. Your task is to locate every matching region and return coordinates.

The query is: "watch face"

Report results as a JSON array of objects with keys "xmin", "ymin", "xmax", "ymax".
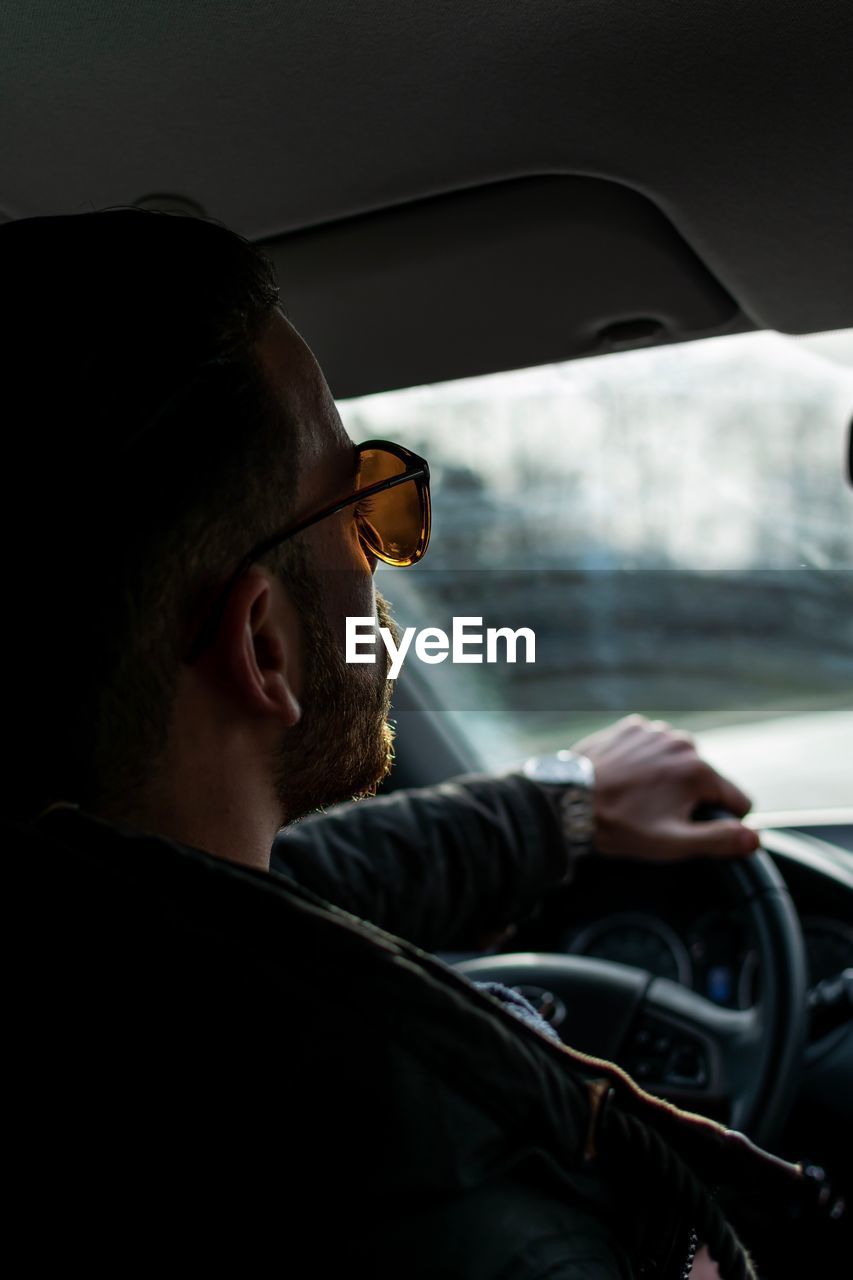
[{"xmin": 525, "ymin": 752, "xmax": 591, "ymax": 787}]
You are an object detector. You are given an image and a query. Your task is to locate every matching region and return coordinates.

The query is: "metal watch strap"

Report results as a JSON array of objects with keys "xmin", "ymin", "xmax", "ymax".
[
  {"xmin": 557, "ymin": 781, "xmax": 596, "ymax": 870},
  {"xmin": 521, "ymin": 751, "xmax": 596, "ymax": 884}
]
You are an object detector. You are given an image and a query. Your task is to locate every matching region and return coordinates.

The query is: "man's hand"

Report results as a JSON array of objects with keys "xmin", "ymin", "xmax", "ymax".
[{"xmin": 571, "ymin": 715, "xmax": 760, "ymax": 862}]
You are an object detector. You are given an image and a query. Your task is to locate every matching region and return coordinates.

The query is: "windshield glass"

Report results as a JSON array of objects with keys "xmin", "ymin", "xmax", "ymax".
[{"xmin": 337, "ymin": 330, "xmax": 853, "ymax": 813}]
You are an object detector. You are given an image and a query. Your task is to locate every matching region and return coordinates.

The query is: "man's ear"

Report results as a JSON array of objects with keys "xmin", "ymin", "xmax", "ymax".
[{"xmin": 212, "ymin": 567, "xmax": 302, "ymax": 727}]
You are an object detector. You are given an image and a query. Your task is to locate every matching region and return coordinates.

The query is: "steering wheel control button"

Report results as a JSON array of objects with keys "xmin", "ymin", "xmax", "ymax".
[
  {"xmin": 627, "ymin": 1016, "xmax": 709, "ymax": 1089},
  {"xmin": 665, "ymin": 1046, "xmax": 707, "ymax": 1087}
]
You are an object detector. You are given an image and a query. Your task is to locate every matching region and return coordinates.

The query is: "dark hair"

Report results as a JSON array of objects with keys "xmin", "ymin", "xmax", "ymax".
[{"xmin": 0, "ymin": 208, "xmax": 297, "ymax": 818}]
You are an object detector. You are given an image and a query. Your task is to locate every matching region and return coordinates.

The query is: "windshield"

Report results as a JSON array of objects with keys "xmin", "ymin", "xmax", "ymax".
[{"xmin": 337, "ymin": 330, "xmax": 853, "ymax": 813}]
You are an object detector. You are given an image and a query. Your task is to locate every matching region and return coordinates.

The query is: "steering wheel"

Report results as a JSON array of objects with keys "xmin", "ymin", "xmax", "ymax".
[{"xmin": 453, "ymin": 846, "xmax": 808, "ymax": 1148}]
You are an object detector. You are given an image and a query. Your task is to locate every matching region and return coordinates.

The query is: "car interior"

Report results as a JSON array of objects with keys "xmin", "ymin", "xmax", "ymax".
[{"xmin": 3, "ymin": 0, "xmax": 851, "ymax": 1257}]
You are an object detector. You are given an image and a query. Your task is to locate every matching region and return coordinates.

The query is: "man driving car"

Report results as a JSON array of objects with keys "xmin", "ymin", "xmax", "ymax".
[{"xmin": 5, "ymin": 208, "xmax": 801, "ymax": 1279}]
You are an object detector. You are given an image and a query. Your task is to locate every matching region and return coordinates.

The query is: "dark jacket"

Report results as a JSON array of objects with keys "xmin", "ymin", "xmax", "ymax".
[
  {"xmin": 12, "ymin": 785, "xmax": 806, "ymax": 1278},
  {"xmin": 271, "ymin": 770, "xmax": 576, "ymax": 952}
]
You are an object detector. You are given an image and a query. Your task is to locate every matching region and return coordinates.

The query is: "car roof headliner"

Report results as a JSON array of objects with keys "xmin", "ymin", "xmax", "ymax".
[{"xmin": 2, "ymin": 1, "xmax": 852, "ymax": 396}]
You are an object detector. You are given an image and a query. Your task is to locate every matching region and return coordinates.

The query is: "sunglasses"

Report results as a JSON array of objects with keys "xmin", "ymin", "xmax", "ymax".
[{"xmin": 186, "ymin": 438, "xmax": 431, "ymax": 662}]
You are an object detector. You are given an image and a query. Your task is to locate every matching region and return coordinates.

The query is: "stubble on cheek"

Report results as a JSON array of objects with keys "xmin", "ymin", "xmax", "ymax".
[
  {"xmin": 269, "ymin": 536, "xmax": 419, "ymax": 818},
  {"xmin": 375, "ymin": 587, "xmax": 400, "ymax": 684}
]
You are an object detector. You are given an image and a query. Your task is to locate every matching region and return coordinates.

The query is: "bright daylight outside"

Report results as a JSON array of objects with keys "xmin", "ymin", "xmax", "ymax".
[{"xmin": 337, "ymin": 329, "xmax": 853, "ymax": 816}]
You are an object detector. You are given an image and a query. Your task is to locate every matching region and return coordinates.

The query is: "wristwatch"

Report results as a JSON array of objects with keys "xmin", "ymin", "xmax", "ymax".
[{"xmin": 522, "ymin": 750, "xmax": 596, "ymax": 884}]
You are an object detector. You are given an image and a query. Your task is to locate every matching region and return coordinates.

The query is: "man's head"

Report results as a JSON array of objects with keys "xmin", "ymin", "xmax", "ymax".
[{"xmin": 1, "ymin": 209, "xmax": 397, "ymax": 850}]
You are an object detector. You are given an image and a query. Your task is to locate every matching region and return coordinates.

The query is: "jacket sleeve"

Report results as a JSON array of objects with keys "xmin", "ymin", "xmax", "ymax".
[{"xmin": 270, "ymin": 771, "xmax": 572, "ymax": 951}]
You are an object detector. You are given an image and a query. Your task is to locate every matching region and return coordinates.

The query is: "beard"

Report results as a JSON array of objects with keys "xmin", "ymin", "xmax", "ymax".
[{"xmin": 271, "ymin": 553, "xmax": 399, "ymax": 822}]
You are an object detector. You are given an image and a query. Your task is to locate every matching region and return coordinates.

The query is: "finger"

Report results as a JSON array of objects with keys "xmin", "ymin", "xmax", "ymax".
[
  {"xmin": 703, "ymin": 768, "xmax": 753, "ymax": 819},
  {"xmin": 664, "ymin": 817, "xmax": 760, "ymax": 860}
]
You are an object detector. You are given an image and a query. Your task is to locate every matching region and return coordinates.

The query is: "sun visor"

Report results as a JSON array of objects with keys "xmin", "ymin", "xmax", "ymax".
[{"xmin": 260, "ymin": 175, "xmax": 746, "ymax": 399}]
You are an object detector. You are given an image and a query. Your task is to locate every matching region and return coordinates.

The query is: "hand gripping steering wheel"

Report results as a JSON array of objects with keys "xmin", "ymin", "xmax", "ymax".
[{"xmin": 454, "ymin": 845, "xmax": 808, "ymax": 1148}]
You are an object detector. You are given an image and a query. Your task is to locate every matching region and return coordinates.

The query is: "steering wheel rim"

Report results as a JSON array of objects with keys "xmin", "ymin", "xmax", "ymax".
[{"xmin": 453, "ymin": 849, "xmax": 808, "ymax": 1148}]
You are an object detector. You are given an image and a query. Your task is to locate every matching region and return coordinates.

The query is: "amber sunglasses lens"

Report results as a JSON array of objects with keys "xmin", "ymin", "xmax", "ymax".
[{"xmin": 357, "ymin": 447, "xmax": 430, "ymax": 565}]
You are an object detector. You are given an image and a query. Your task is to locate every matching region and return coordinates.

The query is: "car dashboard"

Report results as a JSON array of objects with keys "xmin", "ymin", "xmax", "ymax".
[
  {"xmin": 510, "ymin": 824, "xmax": 853, "ymax": 1025},
  {"xmin": 439, "ymin": 817, "xmax": 853, "ymax": 1172}
]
